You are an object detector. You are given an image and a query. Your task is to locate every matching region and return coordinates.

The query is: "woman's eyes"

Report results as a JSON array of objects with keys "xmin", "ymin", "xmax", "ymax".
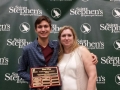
[{"xmin": 61, "ymin": 34, "xmax": 72, "ymax": 37}]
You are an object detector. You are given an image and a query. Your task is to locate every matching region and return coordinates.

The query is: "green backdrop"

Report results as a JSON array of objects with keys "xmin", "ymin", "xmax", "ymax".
[{"xmin": 0, "ymin": 0, "xmax": 120, "ymax": 90}]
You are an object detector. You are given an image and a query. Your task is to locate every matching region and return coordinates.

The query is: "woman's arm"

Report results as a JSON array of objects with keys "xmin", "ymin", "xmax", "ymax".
[{"xmin": 80, "ymin": 46, "xmax": 97, "ymax": 90}]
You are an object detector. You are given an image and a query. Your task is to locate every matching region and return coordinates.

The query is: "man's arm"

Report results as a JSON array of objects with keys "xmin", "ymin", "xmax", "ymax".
[
  {"xmin": 17, "ymin": 49, "xmax": 30, "ymax": 83},
  {"xmin": 91, "ymin": 53, "xmax": 98, "ymax": 65}
]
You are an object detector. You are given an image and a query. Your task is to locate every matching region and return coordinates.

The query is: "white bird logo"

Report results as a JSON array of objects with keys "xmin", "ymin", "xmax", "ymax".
[
  {"xmin": 82, "ymin": 24, "xmax": 90, "ymax": 33},
  {"xmin": 22, "ymin": 24, "xmax": 29, "ymax": 32},
  {"xmin": 53, "ymin": 10, "xmax": 60, "ymax": 18},
  {"xmin": 80, "ymin": 23, "xmax": 91, "ymax": 34},
  {"xmin": 117, "ymin": 75, "xmax": 120, "ymax": 80},
  {"xmin": 114, "ymin": 9, "xmax": 120, "ymax": 17},
  {"xmin": 115, "ymin": 74, "xmax": 120, "ymax": 85},
  {"xmin": 19, "ymin": 22, "xmax": 30, "ymax": 33},
  {"xmin": 117, "ymin": 75, "xmax": 120, "ymax": 84},
  {"xmin": 116, "ymin": 41, "xmax": 120, "ymax": 49},
  {"xmin": 113, "ymin": 40, "xmax": 120, "ymax": 50},
  {"xmin": 51, "ymin": 8, "xmax": 61, "ymax": 19}
]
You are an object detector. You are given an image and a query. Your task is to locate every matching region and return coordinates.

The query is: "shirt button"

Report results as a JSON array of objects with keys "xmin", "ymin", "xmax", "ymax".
[{"xmin": 45, "ymin": 65, "xmax": 46, "ymax": 66}]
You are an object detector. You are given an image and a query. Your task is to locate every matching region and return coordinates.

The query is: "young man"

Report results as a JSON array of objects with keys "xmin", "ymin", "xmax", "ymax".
[{"xmin": 18, "ymin": 15, "xmax": 98, "ymax": 90}]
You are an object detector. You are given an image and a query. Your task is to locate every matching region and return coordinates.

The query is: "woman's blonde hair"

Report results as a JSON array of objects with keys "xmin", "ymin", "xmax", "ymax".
[{"xmin": 58, "ymin": 26, "xmax": 79, "ymax": 62}]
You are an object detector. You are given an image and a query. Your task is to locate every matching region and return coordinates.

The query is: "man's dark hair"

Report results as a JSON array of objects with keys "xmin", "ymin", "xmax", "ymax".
[{"xmin": 34, "ymin": 15, "xmax": 52, "ymax": 29}]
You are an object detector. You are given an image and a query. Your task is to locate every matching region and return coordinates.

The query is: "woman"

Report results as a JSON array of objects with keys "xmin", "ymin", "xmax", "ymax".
[{"xmin": 57, "ymin": 26, "xmax": 97, "ymax": 90}]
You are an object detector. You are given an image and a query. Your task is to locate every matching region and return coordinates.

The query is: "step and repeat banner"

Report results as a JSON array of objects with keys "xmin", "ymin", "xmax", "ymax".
[{"xmin": 0, "ymin": 0, "xmax": 120, "ymax": 90}]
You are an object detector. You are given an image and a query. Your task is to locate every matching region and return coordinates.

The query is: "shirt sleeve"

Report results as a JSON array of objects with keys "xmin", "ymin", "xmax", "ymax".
[{"xmin": 17, "ymin": 48, "xmax": 30, "ymax": 83}]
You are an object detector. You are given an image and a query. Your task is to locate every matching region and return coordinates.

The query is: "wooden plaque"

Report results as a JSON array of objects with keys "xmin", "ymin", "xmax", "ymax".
[{"xmin": 30, "ymin": 66, "xmax": 61, "ymax": 88}]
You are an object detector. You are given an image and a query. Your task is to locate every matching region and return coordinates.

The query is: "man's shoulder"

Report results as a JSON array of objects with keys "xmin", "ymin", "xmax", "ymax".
[
  {"xmin": 23, "ymin": 40, "xmax": 36, "ymax": 50},
  {"xmin": 50, "ymin": 40, "xmax": 59, "ymax": 47},
  {"xmin": 51, "ymin": 40, "xmax": 58, "ymax": 44}
]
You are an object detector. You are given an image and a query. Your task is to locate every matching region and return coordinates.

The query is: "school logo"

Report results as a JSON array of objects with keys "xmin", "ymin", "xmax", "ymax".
[
  {"xmin": 70, "ymin": 7, "xmax": 103, "ymax": 17},
  {"xmin": 4, "ymin": 72, "xmax": 28, "ymax": 84},
  {"xmin": 77, "ymin": 39, "xmax": 104, "ymax": 49},
  {"xmin": 0, "ymin": 57, "xmax": 9, "ymax": 65},
  {"xmin": 115, "ymin": 74, "xmax": 120, "ymax": 85},
  {"xmin": 80, "ymin": 23, "xmax": 91, "ymax": 34},
  {"xmin": 97, "ymin": 75, "xmax": 105, "ymax": 84},
  {"xmin": 19, "ymin": 22, "xmax": 30, "ymax": 33},
  {"xmin": 51, "ymin": 8, "xmax": 61, "ymax": 19},
  {"xmin": 101, "ymin": 56, "xmax": 120, "ymax": 67},
  {"xmin": 7, "ymin": 38, "xmax": 32, "ymax": 48},
  {"xmin": 82, "ymin": 0, "xmax": 89, "ymax": 2},
  {"xmin": 113, "ymin": 40, "xmax": 120, "ymax": 50},
  {"xmin": 100, "ymin": 23, "xmax": 120, "ymax": 33},
  {"xmin": 0, "ymin": 24, "xmax": 10, "ymax": 31},
  {"xmin": 110, "ymin": 0, "xmax": 120, "ymax": 1},
  {"xmin": 112, "ymin": 8, "xmax": 120, "ymax": 18},
  {"xmin": 51, "ymin": 24, "xmax": 61, "ymax": 33},
  {"xmin": 9, "ymin": 6, "xmax": 42, "ymax": 16}
]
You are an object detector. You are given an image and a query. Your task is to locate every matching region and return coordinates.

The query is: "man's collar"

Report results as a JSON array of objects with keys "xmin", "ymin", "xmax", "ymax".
[{"xmin": 35, "ymin": 38, "xmax": 54, "ymax": 48}]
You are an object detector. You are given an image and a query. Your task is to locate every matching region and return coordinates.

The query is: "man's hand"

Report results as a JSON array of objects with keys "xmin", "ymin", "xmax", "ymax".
[
  {"xmin": 29, "ymin": 84, "xmax": 32, "ymax": 88},
  {"xmin": 29, "ymin": 84, "xmax": 49, "ymax": 90},
  {"xmin": 37, "ymin": 86, "xmax": 49, "ymax": 90},
  {"xmin": 91, "ymin": 53, "xmax": 98, "ymax": 65}
]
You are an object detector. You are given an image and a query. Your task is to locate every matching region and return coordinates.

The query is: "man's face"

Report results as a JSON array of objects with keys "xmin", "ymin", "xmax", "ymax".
[{"xmin": 35, "ymin": 20, "xmax": 51, "ymax": 39}]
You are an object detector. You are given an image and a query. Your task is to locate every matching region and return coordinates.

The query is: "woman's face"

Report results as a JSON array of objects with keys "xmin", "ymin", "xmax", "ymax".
[{"xmin": 60, "ymin": 29, "xmax": 74, "ymax": 48}]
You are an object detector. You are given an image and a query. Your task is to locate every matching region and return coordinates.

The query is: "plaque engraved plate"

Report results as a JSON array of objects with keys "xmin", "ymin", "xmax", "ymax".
[{"xmin": 30, "ymin": 66, "xmax": 61, "ymax": 88}]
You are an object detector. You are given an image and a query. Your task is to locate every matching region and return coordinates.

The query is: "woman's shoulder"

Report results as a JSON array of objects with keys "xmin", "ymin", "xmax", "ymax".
[
  {"xmin": 76, "ymin": 45, "xmax": 90, "ymax": 55},
  {"xmin": 77, "ymin": 45, "xmax": 88, "ymax": 50}
]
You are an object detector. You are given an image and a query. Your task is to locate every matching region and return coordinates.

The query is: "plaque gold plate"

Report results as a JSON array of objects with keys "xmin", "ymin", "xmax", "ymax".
[{"xmin": 30, "ymin": 66, "xmax": 61, "ymax": 88}]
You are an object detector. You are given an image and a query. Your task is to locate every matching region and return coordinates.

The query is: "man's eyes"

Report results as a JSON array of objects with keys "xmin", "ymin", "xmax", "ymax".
[
  {"xmin": 38, "ymin": 25, "xmax": 49, "ymax": 28},
  {"xmin": 44, "ymin": 25, "xmax": 49, "ymax": 28}
]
